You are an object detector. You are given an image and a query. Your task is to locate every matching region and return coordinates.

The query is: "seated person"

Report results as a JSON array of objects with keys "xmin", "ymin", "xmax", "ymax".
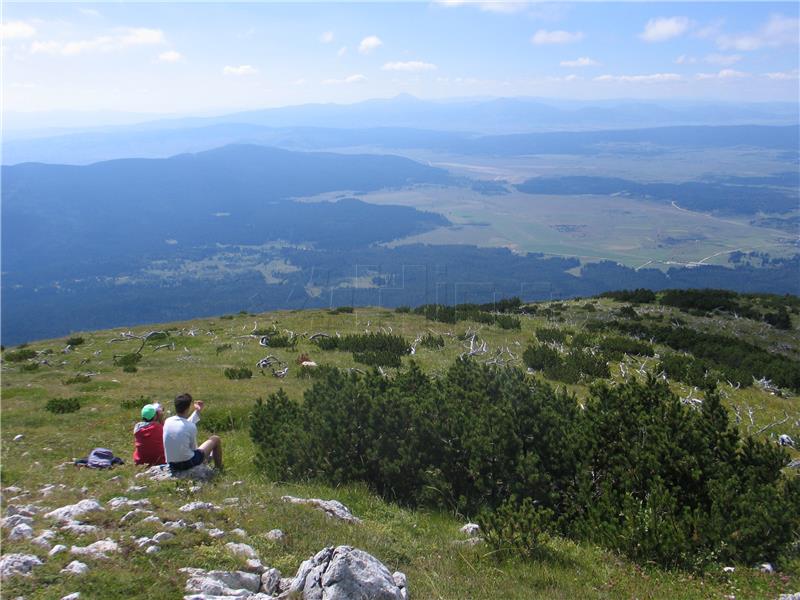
[
  {"xmin": 133, "ymin": 403, "xmax": 166, "ymax": 466},
  {"xmin": 163, "ymin": 393, "xmax": 223, "ymax": 471}
]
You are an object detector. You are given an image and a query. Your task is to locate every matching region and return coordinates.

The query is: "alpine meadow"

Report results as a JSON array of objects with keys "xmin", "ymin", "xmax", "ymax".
[{"xmin": 1, "ymin": 3, "xmax": 799, "ymax": 600}]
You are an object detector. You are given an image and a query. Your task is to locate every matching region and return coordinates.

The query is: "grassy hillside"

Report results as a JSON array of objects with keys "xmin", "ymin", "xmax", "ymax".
[{"xmin": 2, "ymin": 294, "xmax": 798, "ymax": 599}]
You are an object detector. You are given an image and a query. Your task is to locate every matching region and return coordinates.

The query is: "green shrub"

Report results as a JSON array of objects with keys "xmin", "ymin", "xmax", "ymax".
[
  {"xmin": 395, "ymin": 306, "xmax": 411, "ymax": 314},
  {"xmin": 597, "ymin": 336, "xmax": 654, "ymax": 360},
  {"xmin": 535, "ymin": 327, "xmax": 568, "ymax": 343},
  {"xmin": 64, "ymin": 374, "xmax": 91, "ymax": 385},
  {"xmin": 479, "ymin": 497, "xmax": 554, "ymax": 560},
  {"xmin": 329, "ymin": 306, "xmax": 354, "ymax": 314},
  {"xmin": 353, "ymin": 351, "xmax": 402, "ymax": 368},
  {"xmin": 66, "ymin": 336, "xmax": 85, "ymax": 346},
  {"xmin": 114, "ymin": 353, "xmax": 142, "ymax": 368},
  {"xmin": 600, "ymin": 289, "xmax": 656, "ymax": 303},
  {"xmin": 20, "ymin": 363, "xmax": 40, "ymax": 372},
  {"xmin": 418, "ymin": 333, "xmax": 445, "ymax": 350},
  {"xmin": 46, "ymin": 397, "xmax": 81, "ymax": 414},
  {"xmin": 120, "ymin": 395, "xmax": 150, "ymax": 410},
  {"xmin": 215, "ymin": 343, "xmax": 232, "ymax": 354},
  {"xmin": 122, "ymin": 365, "xmax": 138, "ymax": 373},
  {"xmin": 494, "ymin": 314, "xmax": 521, "ymax": 330},
  {"xmin": 220, "ymin": 314, "xmax": 235, "ymax": 320},
  {"xmin": 4, "ymin": 348, "xmax": 37, "ymax": 362},
  {"xmin": 199, "ymin": 406, "xmax": 251, "ymax": 432},
  {"xmin": 224, "ymin": 366, "xmax": 253, "ymax": 380}
]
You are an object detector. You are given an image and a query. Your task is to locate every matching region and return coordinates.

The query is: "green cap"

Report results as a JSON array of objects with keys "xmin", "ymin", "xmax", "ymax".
[{"xmin": 141, "ymin": 404, "xmax": 158, "ymax": 421}]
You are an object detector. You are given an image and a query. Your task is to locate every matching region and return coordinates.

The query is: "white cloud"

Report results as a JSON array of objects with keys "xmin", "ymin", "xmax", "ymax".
[
  {"xmin": 323, "ymin": 73, "xmax": 367, "ymax": 85},
  {"xmin": 320, "ymin": 31, "xmax": 334, "ymax": 44},
  {"xmin": 560, "ymin": 56, "xmax": 599, "ymax": 68},
  {"xmin": 358, "ymin": 35, "xmax": 382, "ymax": 54},
  {"xmin": 478, "ymin": 2, "xmax": 530, "ymax": 14},
  {"xmin": 594, "ymin": 73, "xmax": 682, "ymax": 83},
  {"xmin": 531, "ymin": 29, "xmax": 583, "ymax": 45},
  {"xmin": 674, "ymin": 55, "xmax": 697, "ymax": 65},
  {"xmin": 223, "ymin": 65, "xmax": 258, "ymax": 76},
  {"xmin": 695, "ymin": 69, "xmax": 749, "ymax": 80},
  {"xmin": 337, "ymin": 46, "xmax": 347, "ymax": 57},
  {"xmin": 717, "ymin": 14, "xmax": 799, "ymax": 51},
  {"xmin": 158, "ymin": 50, "xmax": 183, "ymax": 63},
  {"xmin": 30, "ymin": 27, "xmax": 165, "ymax": 56},
  {"xmin": 78, "ymin": 8, "xmax": 102, "ymax": 17},
  {"xmin": 382, "ymin": 60, "xmax": 437, "ymax": 72},
  {"xmin": 639, "ymin": 17, "xmax": 691, "ymax": 42},
  {"xmin": 764, "ymin": 70, "xmax": 799, "ymax": 81},
  {"xmin": 1, "ymin": 20, "xmax": 37, "ymax": 40},
  {"xmin": 704, "ymin": 53, "xmax": 741, "ymax": 66}
]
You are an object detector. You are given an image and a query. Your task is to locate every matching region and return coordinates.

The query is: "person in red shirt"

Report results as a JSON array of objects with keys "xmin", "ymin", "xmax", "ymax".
[{"xmin": 133, "ymin": 403, "xmax": 166, "ymax": 466}]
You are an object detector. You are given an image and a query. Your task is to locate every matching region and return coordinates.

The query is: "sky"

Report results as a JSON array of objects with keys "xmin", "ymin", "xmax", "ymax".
[{"xmin": 2, "ymin": 1, "xmax": 799, "ymax": 118}]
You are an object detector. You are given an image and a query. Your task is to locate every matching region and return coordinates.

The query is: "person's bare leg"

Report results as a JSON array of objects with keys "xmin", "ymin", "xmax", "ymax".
[{"xmin": 198, "ymin": 435, "xmax": 222, "ymax": 469}]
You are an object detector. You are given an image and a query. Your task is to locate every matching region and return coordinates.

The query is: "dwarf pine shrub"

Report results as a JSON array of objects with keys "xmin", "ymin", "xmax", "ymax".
[
  {"xmin": 224, "ymin": 366, "xmax": 252, "ymax": 380},
  {"xmin": 46, "ymin": 397, "xmax": 81, "ymax": 414}
]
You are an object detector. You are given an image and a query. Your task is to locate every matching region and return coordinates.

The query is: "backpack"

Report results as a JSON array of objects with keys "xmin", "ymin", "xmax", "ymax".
[{"xmin": 75, "ymin": 447, "xmax": 125, "ymax": 469}]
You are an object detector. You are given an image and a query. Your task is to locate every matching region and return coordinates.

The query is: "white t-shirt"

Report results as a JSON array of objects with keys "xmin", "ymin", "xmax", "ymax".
[{"xmin": 162, "ymin": 411, "xmax": 200, "ymax": 463}]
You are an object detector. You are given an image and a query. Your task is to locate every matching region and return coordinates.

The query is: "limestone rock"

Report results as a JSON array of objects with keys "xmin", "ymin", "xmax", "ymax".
[
  {"xmin": 13, "ymin": 434, "xmax": 24, "ymax": 442},
  {"xmin": 61, "ymin": 593, "xmax": 81, "ymax": 600},
  {"xmin": 60, "ymin": 520, "xmax": 100, "ymax": 536},
  {"xmin": 70, "ymin": 538, "xmax": 119, "ymax": 560},
  {"xmin": 230, "ymin": 528, "xmax": 247, "ymax": 538},
  {"xmin": 208, "ymin": 528, "xmax": 225, "ymax": 539},
  {"xmin": 0, "ymin": 554, "xmax": 43, "ymax": 580},
  {"xmin": 460, "ymin": 523, "xmax": 480, "ymax": 536},
  {"xmin": 61, "ymin": 561, "xmax": 89, "ymax": 576},
  {"xmin": 31, "ymin": 529, "xmax": 57, "ymax": 549},
  {"xmin": 184, "ymin": 569, "xmax": 261, "ymax": 597},
  {"xmin": 280, "ymin": 496, "xmax": 362, "ymax": 524},
  {"xmin": 134, "ymin": 537, "xmax": 153, "ymax": 548},
  {"xmin": 223, "ymin": 497, "xmax": 239, "ymax": 505},
  {"xmin": 164, "ymin": 519, "xmax": 189, "ymax": 531},
  {"xmin": 5, "ymin": 504, "xmax": 38, "ymax": 517},
  {"xmin": 179, "ymin": 502, "xmax": 220, "ymax": 513},
  {"xmin": 266, "ymin": 529, "xmax": 285, "ymax": 542},
  {"xmin": 49, "ymin": 544, "xmax": 68, "ymax": 557},
  {"xmin": 2, "ymin": 515, "xmax": 33, "ymax": 529},
  {"xmin": 126, "ymin": 485, "xmax": 147, "ymax": 493},
  {"xmin": 9, "ymin": 523, "xmax": 34, "ymax": 540},
  {"xmin": 140, "ymin": 515, "xmax": 164, "ymax": 526},
  {"xmin": 108, "ymin": 496, "xmax": 151, "ymax": 509},
  {"xmin": 140, "ymin": 464, "xmax": 217, "ymax": 482},
  {"xmin": 285, "ymin": 545, "xmax": 404, "ymax": 600},
  {"xmin": 146, "ymin": 545, "xmax": 161, "ymax": 554},
  {"xmin": 153, "ymin": 531, "xmax": 175, "ymax": 543},
  {"xmin": 261, "ymin": 568, "xmax": 282, "ymax": 595},
  {"xmin": 245, "ymin": 559, "xmax": 265, "ymax": 574},
  {"xmin": 226, "ymin": 542, "xmax": 259, "ymax": 560},
  {"xmin": 120, "ymin": 508, "xmax": 153, "ymax": 524},
  {"xmin": 45, "ymin": 499, "xmax": 103, "ymax": 522},
  {"xmin": 760, "ymin": 562, "xmax": 774, "ymax": 573}
]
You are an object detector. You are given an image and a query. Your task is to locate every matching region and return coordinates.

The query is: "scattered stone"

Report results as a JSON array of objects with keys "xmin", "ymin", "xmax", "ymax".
[
  {"xmin": 145, "ymin": 545, "xmax": 160, "ymax": 555},
  {"xmin": 179, "ymin": 502, "xmax": 220, "ymax": 513},
  {"xmin": 70, "ymin": 538, "xmax": 120, "ymax": 560},
  {"xmin": 139, "ymin": 464, "xmax": 216, "ymax": 482},
  {"xmin": 4, "ymin": 486, "xmax": 23, "ymax": 493},
  {"xmin": 225, "ymin": 542, "xmax": 259, "ymax": 560},
  {"xmin": 163, "ymin": 519, "xmax": 189, "ymax": 531},
  {"xmin": 723, "ymin": 566, "xmax": 735, "ymax": 573},
  {"xmin": 153, "ymin": 531, "xmax": 175, "ymax": 544},
  {"xmin": 778, "ymin": 594, "xmax": 800, "ymax": 600},
  {"xmin": 208, "ymin": 528, "xmax": 225, "ymax": 539},
  {"xmin": 0, "ymin": 554, "xmax": 43, "ymax": 580},
  {"xmin": 49, "ymin": 544, "xmax": 68, "ymax": 557},
  {"xmin": 61, "ymin": 561, "xmax": 89, "ymax": 576},
  {"xmin": 2, "ymin": 514, "xmax": 34, "ymax": 529},
  {"xmin": 13, "ymin": 434, "xmax": 24, "ymax": 442},
  {"xmin": 223, "ymin": 497, "xmax": 239, "ymax": 505},
  {"xmin": 45, "ymin": 499, "xmax": 103, "ymax": 522},
  {"xmin": 184, "ymin": 569, "xmax": 261, "ymax": 597},
  {"xmin": 760, "ymin": 562, "xmax": 774, "ymax": 574},
  {"xmin": 460, "ymin": 522, "xmax": 480, "ymax": 536},
  {"xmin": 134, "ymin": 537, "xmax": 153, "ymax": 548},
  {"xmin": 108, "ymin": 496, "xmax": 151, "ymax": 509},
  {"xmin": 110, "ymin": 475, "xmax": 122, "ymax": 482},
  {"xmin": 140, "ymin": 515, "xmax": 163, "ymax": 526},
  {"xmin": 120, "ymin": 509, "xmax": 154, "ymax": 524},
  {"xmin": 260, "ymin": 568, "xmax": 282, "ymax": 595},
  {"xmin": 9, "ymin": 523, "xmax": 34, "ymax": 540},
  {"xmin": 280, "ymin": 496, "xmax": 362, "ymax": 524},
  {"xmin": 188, "ymin": 485, "xmax": 202, "ymax": 493},
  {"xmin": 60, "ymin": 520, "xmax": 100, "ymax": 535},
  {"xmin": 126, "ymin": 485, "xmax": 147, "ymax": 493},
  {"xmin": 190, "ymin": 522, "xmax": 207, "ymax": 530},
  {"xmin": 31, "ymin": 529, "xmax": 57, "ymax": 549},
  {"xmin": 285, "ymin": 545, "xmax": 405, "ymax": 600},
  {"xmin": 266, "ymin": 529, "xmax": 285, "ymax": 542},
  {"xmin": 61, "ymin": 593, "xmax": 81, "ymax": 600},
  {"xmin": 229, "ymin": 528, "xmax": 247, "ymax": 538},
  {"xmin": 231, "ymin": 481, "xmax": 243, "ymax": 487},
  {"xmin": 5, "ymin": 504, "xmax": 38, "ymax": 517}
]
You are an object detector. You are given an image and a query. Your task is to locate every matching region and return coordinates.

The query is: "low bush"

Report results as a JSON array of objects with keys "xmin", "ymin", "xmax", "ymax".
[
  {"xmin": 64, "ymin": 374, "xmax": 92, "ymax": 385},
  {"xmin": 597, "ymin": 336, "xmax": 654, "ymax": 360},
  {"xmin": 215, "ymin": 344, "xmax": 232, "ymax": 354},
  {"xmin": 4, "ymin": 348, "xmax": 37, "ymax": 362},
  {"xmin": 46, "ymin": 397, "xmax": 81, "ymax": 414},
  {"xmin": 353, "ymin": 350, "xmax": 402, "ymax": 368},
  {"xmin": 479, "ymin": 497, "xmax": 553, "ymax": 560},
  {"xmin": 122, "ymin": 365, "xmax": 138, "ymax": 373},
  {"xmin": 535, "ymin": 327, "xmax": 567, "ymax": 343},
  {"xmin": 20, "ymin": 363, "xmax": 40, "ymax": 372},
  {"xmin": 418, "ymin": 333, "xmax": 445, "ymax": 350},
  {"xmin": 66, "ymin": 336, "xmax": 85, "ymax": 346},
  {"xmin": 600, "ymin": 289, "xmax": 656, "ymax": 303},
  {"xmin": 395, "ymin": 306, "xmax": 411, "ymax": 314},
  {"xmin": 120, "ymin": 396, "xmax": 150, "ymax": 410},
  {"xmin": 199, "ymin": 405, "xmax": 251, "ymax": 432},
  {"xmin": 224, "ymin": 366, "xmax": 253, "ymax": 380},
  {"xmin": 329, "ymin": 306, "xmax": 355, "ymax": 314},
  {"xmin": 114, "ymin": 353, "xmax": 142, "ymax": 368}
]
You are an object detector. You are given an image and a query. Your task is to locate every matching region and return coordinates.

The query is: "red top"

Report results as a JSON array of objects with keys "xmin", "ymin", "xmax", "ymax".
[{"xmin": 133, "ymin": 421, "xmax": 166, "ymax": 466}]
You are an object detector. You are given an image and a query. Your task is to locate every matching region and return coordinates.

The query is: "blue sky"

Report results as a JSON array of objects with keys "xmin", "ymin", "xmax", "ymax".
[{"xmin": 2, "ymin": 2, "xmax": 798, "ymax": 116}]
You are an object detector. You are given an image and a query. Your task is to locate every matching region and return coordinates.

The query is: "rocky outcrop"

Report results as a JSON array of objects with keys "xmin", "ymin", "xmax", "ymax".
[
  {"xmin": 70, "ymin": 538, "xmax": 120, "ymax": 560},
  {"xmin": 139, "ymin": 464, "xmax": 217, "ymax": 482},
  {"xmin": 45, "ymin": 499, "xmax": 103, "ymax": 522},
  {"xmin": 280, "ymin": 497, "xmax": 362, "ymax": 524},
  {"xmin": 179, "ymin": 501, "xmax": 220, "ymax": 513},
  {"xmin": 283, "ymin": 545, "xmax": 406, "ymax": 600}
]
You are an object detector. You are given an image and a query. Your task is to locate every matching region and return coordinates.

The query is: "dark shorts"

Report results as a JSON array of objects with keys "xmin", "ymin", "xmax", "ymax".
[{"xmin": 169, "ymin": 449, "xmax": 205, "ymax": 472}]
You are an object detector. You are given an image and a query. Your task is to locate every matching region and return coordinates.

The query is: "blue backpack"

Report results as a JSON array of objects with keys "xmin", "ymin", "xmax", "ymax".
[{"xmin": 75, "ymin": 447, "xmax": 125, "ymax": 469}]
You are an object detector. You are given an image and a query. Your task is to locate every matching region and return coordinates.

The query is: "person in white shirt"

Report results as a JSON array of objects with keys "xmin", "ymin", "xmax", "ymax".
[{"xmin": 163, "ymin": 393, "xmax": 223, "ymax": 471}]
